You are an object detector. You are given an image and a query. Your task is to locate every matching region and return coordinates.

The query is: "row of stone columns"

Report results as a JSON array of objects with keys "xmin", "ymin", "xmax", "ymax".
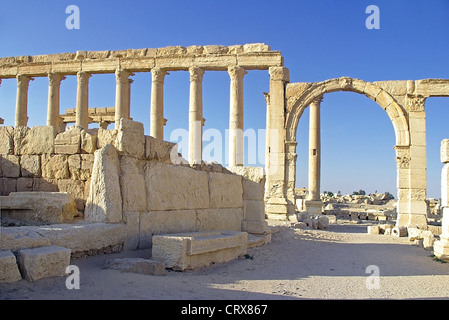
[{"xmin": 10, "ymin": 66, "xmax": 248, "ymax": 166}]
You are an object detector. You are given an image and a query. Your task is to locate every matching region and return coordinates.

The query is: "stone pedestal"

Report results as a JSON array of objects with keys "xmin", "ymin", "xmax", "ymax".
[{"xmin": 305, "ymin": 200, "xmax": 323, "ymax": 215}]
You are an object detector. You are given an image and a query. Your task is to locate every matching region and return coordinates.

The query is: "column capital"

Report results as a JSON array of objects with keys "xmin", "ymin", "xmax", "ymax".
[
  {"xmin": 406, "ymin": 93, "xmax": 426, "ymax": 112},
  {"xmin": 189, "ymin": 67, "xmax": 205, "ymax": 83},
  {"xmin": 115, "ymin": 69, "xmax": 133, "ymax": 84},
  {"xmin": 16, "ymin": 74, "xmax": 34, "ymax": 87},
  {"xmin": 228, "ymin": 65, "xmax": 247, "ymax": 81},
  {"xmin": 311, "ymin": 95, "xmax": 323, "ymax": 105},
  {"xmin": 48, "ymin": 72, "xmax": 66, "ymax": 86},
  {"xmin": 269, "ymin": 66, "xmax": 289, "ymax": 82},
  {"xmin": 151, "ymin": 67, "xmax": 168, "ymax": 84},
  {"xmin": 77, "ymin": 71, "xmax": 91, "ymax": 81}
]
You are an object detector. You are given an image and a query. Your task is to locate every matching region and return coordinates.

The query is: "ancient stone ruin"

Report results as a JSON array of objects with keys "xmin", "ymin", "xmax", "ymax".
[{"xmin": 1, "ymin": 43, "xmax": 449, "ymax": 282}]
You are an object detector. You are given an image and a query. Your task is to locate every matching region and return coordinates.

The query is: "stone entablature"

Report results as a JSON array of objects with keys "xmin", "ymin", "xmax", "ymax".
[{"xmin": 0, "ymin": 43, "xmax": 282, "ymax": 77}]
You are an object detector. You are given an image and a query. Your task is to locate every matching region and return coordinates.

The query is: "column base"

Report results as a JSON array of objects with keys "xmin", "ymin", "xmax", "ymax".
[
  {"xmin": 305, "ymin": 200, "xmax": 323, "ymax": 215},
  {"xmin": 433, "ymin": 238, "xmax": 449, "ymax": 262},
  {"xmin": 396, "ymin": 213, "xmax": 427, "ymax": 228}
]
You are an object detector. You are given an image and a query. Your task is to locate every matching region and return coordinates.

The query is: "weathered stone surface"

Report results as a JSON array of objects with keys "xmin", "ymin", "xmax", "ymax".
[
  {"xmin": 152, "ymin": 231, "xmax": 248, "ymax": 271},
  {"xmin": 0, "ymin": 178, "xmax": 17, "ymax": 195},
  {"xmin": 0, "ymin": 250, "xmax": 22, "ymax": 283},
  {"xmin": 105, "ymin": 258, "xmax": 165, "ymax": 276},
  {"xmin": 119, "ymin": 157, "xmax": 146, "ymax": 213},
  {"xmin": 145, "ymin": 161, "xmax": 209, "ymax": 211},
  {"xmin": 243, "ymin": 200, "xmax": 265, "ymax": 221},
  {"xmin": 14, "ymin": 126, "xmax": 54, "ymax": 155},
  {"xmin": 144, "ymin": 135, "xmax": 177, "ymax": 163},
  {"xmin": 367, "ymin": 225, "xmax": 380, "ymax": 234},
  {"xmin": 0, "ymin": 226, "xmax": 51, "ymax": 250},
  {"xmin": 1, "ymin": 155, "xmax": 20, "ymax": 178},
  {"xmin": 57, "ymin": 179, "xmax": 86, "ymax": 211},
  {"xmin": 41, "ymin": 154, "xmax": 69, "ymax": 179},
  {"xmin": 208, "ymin": 172, "xmax": 243, "ymax": 208},
  {"xmin": 32, "ymin": 178, "xmax": 58, "ymax": 192},
  {"xmin": 196, "ymin": 208, "xmax": 243, "ymax": 232},
  {"xmin": 85, "ymin": 144, "xmax": 123, "ymax": 223},
  {"xmin": 54, "ymin": 126, "xmax": 81, "ymax": 154},
  {"xmin": 17, "ymin": 246, "xmax": 71, "ymax": 282},
  {"xmin": 0, "ymin": 126, "xmax": 14, "ymax": 155},
  {"xmin": 20, "ymin": 154, "xmax": 40, "ymax": 177},
  {"xmin": 97, "ymin": 128, "xmax": 118, "ymax": 149},
  {"xmin": 81, "ymin": 128, "xmax": 98, "ymax": 154},
  {"xmin": 16, "ymin": 177, "xmax": 33, "ymax": 192},
  {"xmin": 35, "ymin": 222, "xmax": 126, "ymax": 257},
  {"xmin": 138, "ymin": 210, "xmax": 197, "ymax": 249},
  {"xmin": 228, "ymin": 166, "xmax": 266, "ymax": 201},
  {"xmin": 115, "ymin": 119, "xmax": 145, "ymax": 158},
  {"xmin": 0, "ymin": 192, "xmax": 78, "ymax": 223}
]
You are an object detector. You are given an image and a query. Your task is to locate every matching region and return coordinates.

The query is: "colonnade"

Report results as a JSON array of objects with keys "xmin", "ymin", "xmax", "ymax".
[{"xmin": 10, "ymin": 66, "xmax": 247, "ymax": 166}]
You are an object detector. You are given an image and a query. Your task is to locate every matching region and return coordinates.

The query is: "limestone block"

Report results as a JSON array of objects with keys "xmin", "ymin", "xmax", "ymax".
[
  {"xmin": 115, "ymin": 119, "xmax": 145, "ymax": 158},
  {"xmin": 68, "ymin": 154, "xmax": 94, "ymax": 180},
  {"xmin": 243, "ymin": 200, "xmax": 265, "ymax": 221},
  {"xmin": 97, "ymin": 128, "xmax": 118, "ymax": 149},
  {"xmin": 123, "ymin": 211, "xmax": 140, "ymax": 250},
  {"xmin": 203, "ymin": 45, "xmax": 229, "ymax": 55},
  {"xmin": 441, "ymin": 139, "xmax": 449, "ymax": 163},
  {"xmin": 85, "ymin": 145, "xmax": 123, "ymax": 223},
  {"xmin": 139, "ymin": 210, "xmax": 197, "ymax": 249},
  {"xmin": 41, "ymin": 154, "xmax": 69, "ymax": 180},
  {"xmin": 392, "ymin": 226, "xmax": 408, "ymax": 237},
  {"xmin": 0, "ymin": 178, "xmax": 17, "ymax": 195},
  {"xmin": 57, "ymin": 179, "xmax": 86, "ymax": 211},
  {"xmin": 81, "ymin": 128, "xmax": 98, "ymax": 154},
  {"xmin": 1, "ymin": 155, "xmax": 20, "ymax": 178},
  {"xmin": 227, "ymin": 166, "xmax": 266, "ymax": 200},
  {"xmin": 35, "ymin": 222, "xmax": 126, "ymax": 257},
  {"xmin": 0, "ymin": 250, "xmax": 22, "ymax": 283},
  {"xmin": 32, "ymin": 178, "xmax": 58, "ymax": 192},
  {"xmin": 145, "ymin": 161, "xmax": 209, "ymax": 211},
  {"xmin": 105, "ymin": 258, "xmax": 165, "ymax": 276},
  {"xmin": 152, "ymin": 231, "xmax": 248, "ymax": 271},
  {"xmin": 17, "ymin": 177, "xmax": 33, "ymax": 192},
  {"xmin": 144, "ymin": 135, "xmax": 177, "ymax": 163},
  {"xmin": 54, "ymin": 126, "xmax": 81, "ymax": 154},
  {"xmin": 17, "ymin": 246, "xmax": 71, "ymax": 282},
  {"xmin": 0, "ymin": 126, "xmax": 14, "ymax": 155},
  {"xmin": 1, "ymin": 192, "xmax": 78, "ymax": 223},
  {"xmin": 243, "ymin": 43, "xmax": 271, "ymax": 52},
  {"xmin": 14, "ymin": 126, "xmax": 55, "ymax": 155},
  {"xmin": 0, "ymin": 226, "xmax": 50, "ymax": 251},
  {"xmin": 242, "ymin": 220, "xmax": 269, "ymax": 235},
  {"xmin": 208, "ymin": 172, "xmax": 243, "ymax": 208},
  {"xmin": 367, "ymin": 225, "xmax": 380, "ymax": 235},
  {"xmin": 20, "ymin": 154, "xmax": 40, "ymax": 177},
  {"xmin": 120, "ymin": 172, "xmax": 146, "ymax": 212},
  {"xmin": 196, "ymin": 208, "xmax": 243, "ymax": 232}
]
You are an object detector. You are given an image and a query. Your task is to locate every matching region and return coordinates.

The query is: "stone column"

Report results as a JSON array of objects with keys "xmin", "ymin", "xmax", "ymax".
[
  {"xmin": 47, "ymin": 72, "xmax": 65, "ymax": 130},
  {"xmin": 115, "ymin": 69, "xmax": 133, "ymax": 127},
  {"xmin": 15, "ymin": 74, "xmax": 33, "ymax": 127},
  {"xmin": 433, "ymin": 139, "xmax": 449, "ymax": 261},
  {"xmin": 188, "ymin": 67, "xmax": 205, "ymax": 165},
  {"xmin": 398, "ymin": 94, "xmax": 427, "ymax": 227},
  {"xmin": 150, "ymin": 67, "xmax": 167, "ymax": 140},
  {"xmin": 305, "ymin": 96, "xmax": 323, "ymax": 215},
  {"xmin": 228, "ymin": 66, "xmax": 246, "ymax": 166},
  {"xmin": 265, "ymin": 66, "xmax": 290, "ymax": 220},
  {"xmin": 75, "ymin": 71, "xmax": 91, "ymax": 129}
]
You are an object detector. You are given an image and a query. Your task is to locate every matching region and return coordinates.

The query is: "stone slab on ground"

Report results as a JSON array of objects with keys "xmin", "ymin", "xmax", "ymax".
[
  {"xmin": 104, "ymin": 257, "xmax": 165, "ymax": 275},
  {"xmin": 17, "ymin": 245, "xmax": 71, "ymax": 282},
  {"xmin": 152, "ymin": 230, "xmax": 248, "ymax": 271},
  {"xmin": 0, "ymin": 250, "xmax": 22, "ymax": 283}
]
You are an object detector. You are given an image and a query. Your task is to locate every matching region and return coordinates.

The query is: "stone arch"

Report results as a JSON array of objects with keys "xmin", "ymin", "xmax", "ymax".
[{"xmin": 285, "ymin": 77, "xmax": 410, "ymax": 146}]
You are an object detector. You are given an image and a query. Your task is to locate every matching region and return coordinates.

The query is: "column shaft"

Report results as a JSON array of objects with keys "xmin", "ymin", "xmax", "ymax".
[
  {"xmin": 308, "ymin": 96, "xmax": 322, "ymax": 201},
  {"xmin": 47, "ymin": 72, "xmax": 65, "ymax": 130},
  {"xmin": 75, "ymin": 71, "xmax": 91, "ymax": 129},
  {"xmin": 150, "ymin": 68, "xmax": 167, "ymax": 139},
  {"xmin": 15, "ymin": 74, "xmax": 33, "ymax": 127},
  {"xmin": 189, "ymin": 67, "xmax": 205, "ymax": 165},
  {"xmin": 228, "ymin": 66, "xmax": 246, "ymax": 166},
  {"xmin": 115, "ymin": 69, "xmax": 133, "ymax": 127}
]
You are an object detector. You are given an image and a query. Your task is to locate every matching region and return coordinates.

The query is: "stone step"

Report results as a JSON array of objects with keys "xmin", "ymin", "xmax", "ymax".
[{"xmin": 152, "ymin": 230, "xmax": 248, "ymax": 271}]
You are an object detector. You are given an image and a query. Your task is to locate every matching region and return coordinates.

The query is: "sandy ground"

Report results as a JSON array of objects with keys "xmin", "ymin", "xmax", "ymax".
[{"xmin": 1, "ymin": 219, "xmax": 449, "ymax": 300}]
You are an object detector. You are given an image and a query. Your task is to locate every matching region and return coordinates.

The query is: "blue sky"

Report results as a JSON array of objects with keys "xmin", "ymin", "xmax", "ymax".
[{"xmin": 0, "ymin": 0, "xmax": 448, "ymax": 198}]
